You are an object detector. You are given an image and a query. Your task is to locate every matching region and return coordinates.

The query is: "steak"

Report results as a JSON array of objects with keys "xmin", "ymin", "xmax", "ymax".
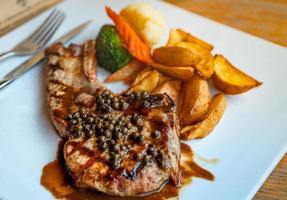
[{"xmin": 45, "ymin": 41, "xmax": 181, "ymax": 196}]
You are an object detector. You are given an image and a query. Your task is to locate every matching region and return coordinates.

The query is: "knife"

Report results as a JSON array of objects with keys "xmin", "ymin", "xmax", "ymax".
[{"xmin": 0, "ymin": 20, "xmax": 92, "ymax": 89}]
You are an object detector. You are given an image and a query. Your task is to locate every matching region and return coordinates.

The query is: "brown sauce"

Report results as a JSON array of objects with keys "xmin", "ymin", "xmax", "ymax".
[{"xmin": 41, "ymin": 142, "xmax": 214, "ymax": 200}]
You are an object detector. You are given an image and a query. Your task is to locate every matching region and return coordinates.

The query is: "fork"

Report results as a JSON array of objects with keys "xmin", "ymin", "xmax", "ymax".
[{"xmin": 0, "ymin": 9, "xmax": 65, "ymax": 61}]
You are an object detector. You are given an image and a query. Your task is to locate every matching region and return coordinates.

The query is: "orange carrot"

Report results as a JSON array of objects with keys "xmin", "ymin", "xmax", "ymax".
[{"xmin": 105, "ymin": 6, "xmax": 153, "ymax": 64}]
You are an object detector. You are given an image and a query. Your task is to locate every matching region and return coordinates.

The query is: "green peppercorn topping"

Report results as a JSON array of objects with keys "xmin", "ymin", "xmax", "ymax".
[
  {"xmin": 99, "ymin": 142, "xmax": 108, "ymax": 151},
  {"xmin": 136, "ymin": 135, "xmax": 145, "ymax": 144},
  {"xmin": 152, "ymin": 130, "xmax": 161, "ymax": 139}
]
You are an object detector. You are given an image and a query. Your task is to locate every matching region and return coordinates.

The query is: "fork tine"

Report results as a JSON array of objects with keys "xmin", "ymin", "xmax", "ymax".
[
  {"xmin": 26, "ymin": 10, "xmax": 59, "ymax": 42},
  {"xmin": 31, "ymin": 10, "xmax": 63, "ymax": 43},
  {"xmin": 38, "ymin": 14, "xmax": 65, "ymax": 46}
]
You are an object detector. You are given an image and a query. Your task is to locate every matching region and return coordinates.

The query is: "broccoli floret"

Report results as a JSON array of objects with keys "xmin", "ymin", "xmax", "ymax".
[{"xmin": 96, "ymin": 25, "xmax": 132, "ymax": 72}]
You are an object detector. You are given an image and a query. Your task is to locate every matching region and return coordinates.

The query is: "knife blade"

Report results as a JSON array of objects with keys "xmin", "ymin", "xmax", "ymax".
[{"xmin": 0, "ymin": 20, "xmax": 92, "ymax": 89}]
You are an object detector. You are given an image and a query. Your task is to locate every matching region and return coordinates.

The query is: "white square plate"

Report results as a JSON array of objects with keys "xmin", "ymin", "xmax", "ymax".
[{"xmin": 0, "ymin": 0, "xmax": 286, "ymax": 199}]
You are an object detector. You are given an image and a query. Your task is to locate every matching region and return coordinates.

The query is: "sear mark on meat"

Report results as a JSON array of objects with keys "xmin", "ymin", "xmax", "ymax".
[{"xmin": 45, "ymin": 41, "xmax": 181, "ymax": 196}]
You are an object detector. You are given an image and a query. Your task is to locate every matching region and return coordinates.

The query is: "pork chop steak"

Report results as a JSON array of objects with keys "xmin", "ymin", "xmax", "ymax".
[{"xmin": 45, "ymin": 41, "xmax": 181, "ymax": 196}]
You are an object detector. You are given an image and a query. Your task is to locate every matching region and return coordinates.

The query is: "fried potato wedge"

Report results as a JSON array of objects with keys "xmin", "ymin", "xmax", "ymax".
[
  {"xmin": 179, "ymin": 74, "xmax": 211, "ymax": 125},
  {"xmin": 180, "ymin": 93, "xmax": 227, "ymax": 140},
  {"xmin": 194, "ymin": 56, "xmax": 215, "ymax": 79},
  {"xmin": 158, "ymin": 72, "xmax": 171, "ymax": 85},
  {"xmin": 130, "ymin": 67, "xmax": 153, "ymax": 86},
  {"xmin": 130, "ymin": 70, "xmax": 160, "ymax": 92},
  {"xmin": 153, "ymin": 80, "xmax": 181, "ymax": 103},
  {"xmin": 167, "ymin": 28, "xmax": 213, "ymax": 51},
  {"xmin": 104, "ymin": 59, "xmax": 145, "ymax": 83},
  {"xmin": 166, "ymin": 28, "xmax": 186, "ymax": 47},
  {"xmin": 176, "ymin": 42, "xmax": 214, "ymax": 79},
  {"xmin": 151, "ymin": 63, "xmax": 195, "ymax": 81},
  {"xmin": 152, "ymin": 46, "xmax": 200, "ymax": 66},
  {"xmin": 212, "ymin": 55, "xmax": 262, "ymax": 94}
]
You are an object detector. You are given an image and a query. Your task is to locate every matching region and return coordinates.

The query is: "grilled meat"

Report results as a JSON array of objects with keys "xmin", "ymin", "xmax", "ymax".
[{"xmin": 45, "ymin": 41, "xmax": 181, "ymax": 196}]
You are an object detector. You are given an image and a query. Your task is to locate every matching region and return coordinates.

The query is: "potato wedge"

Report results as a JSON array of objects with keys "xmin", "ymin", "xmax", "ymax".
[
  {"xmin": 166, "ymin": 28, "xmax": 186, "ymax": 47},
  {"xmin": 153, "ymin": 46, "xmax": 200, "ymax": 66},
  {"xmin": 180, "ymin": 93, "xmax": 227, "ymax": 140},
  {"xmin": 130, "ymin": 67, "xmax": 153, "ymax": 86},
  {"xmin": 130, "ymin": 70, "xmax": 160, "ymax": 92},
  {"xmin": 195, "ymin": 56, "xmax": 215, "ymax": 79},
  {"xmin": 176, "ymin": 42, "xmax": 214, "ymax": 79},
  {"xmin": 179, "ymin": 74, "xmax": 211, "ymax": 125},
  {"xmin": 158, "ymin": 72, "xmax": 171, "ymax": 85},
  {"xmin": 104, "ymin": 59, "xmax": 144, "ymax": 83},
  {"xmin": 150, "ymin": 63, "xmax": 195, "ymax": 81},
  {"xmin": 153, "ymin": 80, "xmax": 181, "ymax": 103},
  {"xmin": 212, "ymin": 55, "xmax": 262, "ymax": 94},
  {"xmin": 167, "ymin": 28, "xmax": 213, "ymax": 51}
]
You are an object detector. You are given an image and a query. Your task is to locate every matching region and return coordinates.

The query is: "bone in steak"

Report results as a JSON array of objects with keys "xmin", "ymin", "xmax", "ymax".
[{"xmin": 45, "ymin": 40, "xmax": 181, "ymax": 196}]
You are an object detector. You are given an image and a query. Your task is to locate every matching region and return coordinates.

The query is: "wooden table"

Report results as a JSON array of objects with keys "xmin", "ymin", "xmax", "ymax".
[{"xmin": 165, "ymin": 0, "xmax": 287, "ymax": 199}]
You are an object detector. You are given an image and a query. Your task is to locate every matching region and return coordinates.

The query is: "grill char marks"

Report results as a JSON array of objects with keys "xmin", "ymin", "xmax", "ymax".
[{"xmin": 45, "ymin": 42, "xmax": 181, "ymax": 196}]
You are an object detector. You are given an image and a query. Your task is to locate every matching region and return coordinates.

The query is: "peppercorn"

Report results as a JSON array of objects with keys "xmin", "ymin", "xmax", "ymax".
[
  {"xmin": 97, "ymin": 98, "xmax": 105, "ymax": 104},
  {"xmin": 86, "ymin": 117, "xmax": 94, "ymax": 124},
  {"xmin": 136, "ymin": 135, "xmax": 145, "ymax": 144},
  {"xmin": 131, "ymin": 133, "xmax": 138, "ymax": 141},
  {"xmin": 152, "ymin": 130, "xmax": 161, "ymax": 139},
  {"xmin": 134, "ymin": 153, "xmax": 142, "ymax": 161},
  {"xmin": 135, "ymin": 117, "xmax": 144, "ymax": 127},
  {"xmin": 73, "ymin": 112, "xmax": 80, "ymax": 118},
  {"xmin": 70, "ymin": 119, "xmax": 77, "ymax": 125},
  {"xmin": 104, "ymin": 130, "xmax": 112, "ymax": 138},
  {"xmin": 147, "ymin": 145, "xmax": 158, "ymax": 157},
  {"xmin": 134, "ymin": 92, "xmax": 141, "ymax": 100},
  {"xmin": 71, "ymin": 130, "xmax": 82, "ymax": 139},
  {"xmin": 127, "ymin": 144, "xmax": 132, "ymax": 150},
  {"xmin": 112, "ymin": 102, "xmax": 120, "ymax": 110},
  {"xmin": 112, "ymin": 144, "xmax": 121, "ymax": 152},
  {"xmin": 66, "ymin": 114, "xmax": 73, "ymax": 120},
  {"xmin": 86, "ymin": 130, "xmax": 94, "ymax": 137},
  {"xmin": 110, "ymin": 159, "xmax": 120, "ymax": 169},
  {"xmin": 110, "ymin": 152, "xmax": 120, "ymax": 161},
  {"xmin": 126, "ymin": 122, "xmax": 133, "ymax": 129},
  {"xmin": 129, "ymin": 93, "xmax": 135, "ymax": 100},
  {"xmin": 91, "ymin": 124, "xmax": 96, "ymax": 131},
  {"xmin": 103, "ymin": 90, "xmax": 109, "ymax": 96},
  {"xmin": 97, "ymin": 128, "xmax": 104, "ymax": 134},
  {"xmin": 120, "ymin": 100, "xmax": 129, "ymax": 110},
  {"xmin": 130, "ymin": 126, "xmax": 138, "ymax": 133},
  {"xmin": 122, "ymin": 127, "xmax": 128, "ymax": 134},
  {"xmin": 143, "ymin": 101, "xmax": 150, "ymax": 108},
  {"xmin": 106, "ymin": 106, "xmax": 112, "ymax": 113},
  {"xmin": 96, "ymin": 95, "xmax": 103, "ymax": 101},
  {"xmin": 142, "ymin": 91, "xmax": 149, "ymax": 99},
  {"xmin": 143, "ymin": 155, "xmax": 153, "ymax": 166},
  {"xmin": 98, "ymin": 136, "xmax": 107, "ymax": 143},
  {"xmin": 157, "ymin": 156, "xmax": 168, "ymax": 169},
  {"xmin": 96, "ymin": 121, "xmax": 103, "ymax": 129},
  {"xmin": 108, "ymin": 124, "xmax": 114, "ymax": 131},
  {"xmin": 114, "ymin": 125, "xmax": 121, "ymax": 132},
  {"xmin": 113, "ymin": 131, "xmax": 123, "ymax": 139},
  {"xmin": 108, "ymin": 139, "xmax": 115, "ymax": 146},
  {"xmin": 99, "ymin": 142, "xmax": 108, "ymax": 151},
  {"xmin": 105, "ymin": 99, "xmax": 111, "ymax": 105},
  {"xmin": 111, "ymin": 96, "xmax": 119, "ymax": 103}
]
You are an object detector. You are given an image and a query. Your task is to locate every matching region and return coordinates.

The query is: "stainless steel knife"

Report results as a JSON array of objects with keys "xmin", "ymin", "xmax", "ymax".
[{"xmin": 0, "ymin": 20, "xmax": 92, "ymax": 89}]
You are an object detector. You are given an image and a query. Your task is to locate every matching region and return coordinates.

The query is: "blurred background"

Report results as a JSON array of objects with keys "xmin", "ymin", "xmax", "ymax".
[{"xmin": 165, "ymin": 0, "xmax": 287, "ymax": 47}]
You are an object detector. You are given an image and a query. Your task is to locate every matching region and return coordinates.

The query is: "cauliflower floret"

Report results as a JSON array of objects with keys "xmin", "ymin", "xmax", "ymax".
[{"xmin": 120, "ymin": 3, "xmax": 166, "ymax": 45}]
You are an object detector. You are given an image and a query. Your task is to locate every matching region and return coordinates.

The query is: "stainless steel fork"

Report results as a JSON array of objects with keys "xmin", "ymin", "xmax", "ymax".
[{"xmin": 0, "ymin": 9, "xmax": 65, "ymax": 61}]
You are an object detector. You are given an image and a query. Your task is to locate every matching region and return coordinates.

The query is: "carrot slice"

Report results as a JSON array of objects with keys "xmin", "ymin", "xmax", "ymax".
[{"xmin": 105, "ymin": 6, "xmax": 153, "ymax": 64}]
